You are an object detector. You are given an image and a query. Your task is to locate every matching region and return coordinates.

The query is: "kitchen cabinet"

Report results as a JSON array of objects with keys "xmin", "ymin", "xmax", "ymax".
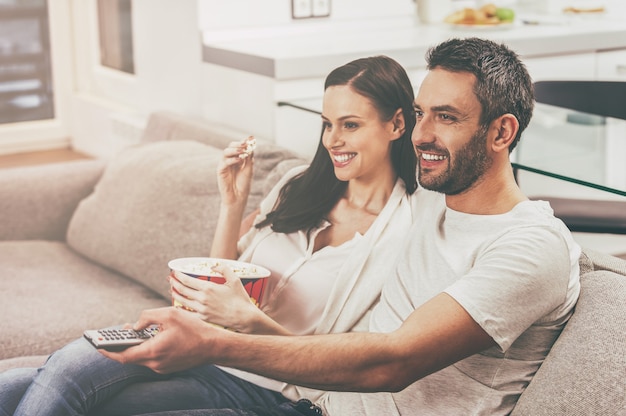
[
  {"xmin": 525, "ymin": 48, "xmax": 626, "ymax": 82},
  {"xmin": 524, "ymin": 53, "xmax": 596, "ymax": 82},
  {"xmin": 596, "ymin": 49, "xmax": 626, "ymax": 80}
]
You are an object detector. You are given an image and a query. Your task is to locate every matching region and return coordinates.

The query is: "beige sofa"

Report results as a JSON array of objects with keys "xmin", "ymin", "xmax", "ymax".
[
  {"xmin": 0, "ymin": 111, "xmax": 306, "ymax": 368},
  {"xmin": 0, "ymin": 112, "xmax": 624, "ymax": 415}
]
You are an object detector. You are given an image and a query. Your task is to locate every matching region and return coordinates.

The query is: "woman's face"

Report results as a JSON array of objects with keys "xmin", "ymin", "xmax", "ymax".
[{"xmin": 321, "ymin": 85, "xmax": 400, "ymax": 183}]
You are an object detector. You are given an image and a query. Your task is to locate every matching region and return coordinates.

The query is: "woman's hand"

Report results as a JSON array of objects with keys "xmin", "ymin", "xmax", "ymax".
[
  {"xmin": 217, "ymin": 137, "xmax": 255, "ymax": 207},
  {"xmin": 169, "ymin": 265, "xmax": 262, "ymax": 333}
]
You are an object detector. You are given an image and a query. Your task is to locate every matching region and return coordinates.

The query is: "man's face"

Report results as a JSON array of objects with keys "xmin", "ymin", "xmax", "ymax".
[{"xmin": 412, "ymin": 69, "xmax": 492, "ymax": 195}]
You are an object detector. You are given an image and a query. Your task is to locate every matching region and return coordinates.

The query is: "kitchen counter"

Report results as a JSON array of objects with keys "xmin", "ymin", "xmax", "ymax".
[
  {"xmin": 197, "ymin": 6, "xmax": 626, "ymax": 160},
  {"xmin": 201, "ymin": 12, "xmax": 626, "ymax": 79}
]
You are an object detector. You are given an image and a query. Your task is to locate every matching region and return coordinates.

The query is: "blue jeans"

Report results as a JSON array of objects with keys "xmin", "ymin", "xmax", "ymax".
[
  {"xmin": 0, "ymin": 337, "xmax": 292, "ymax": 416},
  {"xmin": 132, "ymin": 399, "xmax": 324, "ymax": 416}
]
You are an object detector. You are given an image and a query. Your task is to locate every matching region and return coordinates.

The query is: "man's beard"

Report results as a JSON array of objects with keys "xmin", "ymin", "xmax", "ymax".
[{"xmin": 418, "ymin": 126, "xmax": 492, "ymax": 195}]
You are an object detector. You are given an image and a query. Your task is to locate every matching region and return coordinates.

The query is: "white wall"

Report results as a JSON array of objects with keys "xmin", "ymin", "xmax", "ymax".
[
  {"xmin": 197, "ymin": 0, "xmax": 416, "ymax": 32},
  {"xmin": 69, "ymin": 0, "xmax": 418, "ymax": 158},
  {"xmin": 71, "ymin": 0, "xmax": 206, "ymax": 157}
]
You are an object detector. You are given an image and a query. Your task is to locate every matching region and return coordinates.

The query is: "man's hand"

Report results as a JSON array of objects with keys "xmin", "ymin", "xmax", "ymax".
[{"xmin": 99, "ymin": 307, "xmax": 227, "ymax": 374}]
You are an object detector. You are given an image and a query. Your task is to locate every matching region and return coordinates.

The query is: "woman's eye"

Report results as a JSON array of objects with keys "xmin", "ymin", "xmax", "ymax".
[
  {"xmin": 322, "ymin": 121, "xmax": 331, "ymax": 130},
  {"xmin": 344, "ymin": 122, "xmax": 358, "ymax": 129}
]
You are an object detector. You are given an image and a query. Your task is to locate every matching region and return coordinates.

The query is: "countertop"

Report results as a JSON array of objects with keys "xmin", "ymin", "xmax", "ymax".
[{"xmin": 201, "ymin": 12, "xmax": 626, "ymax": 80}]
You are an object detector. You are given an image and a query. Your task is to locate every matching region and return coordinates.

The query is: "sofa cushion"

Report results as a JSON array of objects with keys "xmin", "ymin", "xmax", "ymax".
[
  {"xmin": 67, "ymin": 141, "xmax": 223, "ymax": 300},
  {"xmin": 0, "ymin": 241, "xmax": 167, "ymax": 360},
  {"xmin": 510, "ymin": 269, "xmax": 626, "ymax": 415}
]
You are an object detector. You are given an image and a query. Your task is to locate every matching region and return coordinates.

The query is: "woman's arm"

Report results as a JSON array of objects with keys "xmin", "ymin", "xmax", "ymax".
[{"xmin": 239, "ymin": 208, "xmax": 260, "ymax": 239}]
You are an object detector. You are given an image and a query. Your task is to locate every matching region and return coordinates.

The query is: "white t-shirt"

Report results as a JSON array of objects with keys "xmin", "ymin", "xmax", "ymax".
[{"xmin": 320, "ymin": 189, "xmax": 581, "ymax": 416}]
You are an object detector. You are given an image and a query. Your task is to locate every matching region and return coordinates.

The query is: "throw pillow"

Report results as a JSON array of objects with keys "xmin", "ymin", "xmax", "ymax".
[{"xmin": 67, "ymin": 141, "xmax": 222, "ymax": 299}]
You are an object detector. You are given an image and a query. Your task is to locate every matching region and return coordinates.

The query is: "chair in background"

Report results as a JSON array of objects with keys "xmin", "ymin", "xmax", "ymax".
[
  {"xmin": 514, "ymin": 80, "xmax": 626, "ymax": 234},
  {"xmin": 533, "ymin": 80, "xmax": 626, "ymax": 120}
]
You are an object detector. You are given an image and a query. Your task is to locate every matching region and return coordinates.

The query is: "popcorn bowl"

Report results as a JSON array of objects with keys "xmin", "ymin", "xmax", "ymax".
[{"xmin": 168, "ymin": 257, "xmax": 270, "ymax": 308}]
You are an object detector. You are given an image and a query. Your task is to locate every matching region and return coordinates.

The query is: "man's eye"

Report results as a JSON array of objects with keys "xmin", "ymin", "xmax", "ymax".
[
  {"xmin": 440, "ymin": 114, "xmax": 455, "ymax": 122},
  {"xmin": 415, "ymin": 110, "xmax": 424, "ymax": 118}
]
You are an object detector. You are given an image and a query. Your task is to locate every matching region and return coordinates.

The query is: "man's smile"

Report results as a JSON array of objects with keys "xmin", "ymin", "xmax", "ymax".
[{"xmin": 420, "ymin": 152, "xmax": 447, "ymax": 161}]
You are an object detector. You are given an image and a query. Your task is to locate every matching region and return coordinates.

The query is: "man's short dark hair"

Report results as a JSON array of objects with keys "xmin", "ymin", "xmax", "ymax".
[{"xmin": 425, "ymin": 37, "xmax": 534, "ymax": 152}]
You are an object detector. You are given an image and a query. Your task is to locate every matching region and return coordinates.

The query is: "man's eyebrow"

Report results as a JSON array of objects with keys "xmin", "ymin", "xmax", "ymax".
[
  {"xmin": 432, "ymin": 105, "xmax": 462, "ymax": 114},
  {"xmin": 414, "ymin": 104, "xmax": 464, "ymax": 116}
]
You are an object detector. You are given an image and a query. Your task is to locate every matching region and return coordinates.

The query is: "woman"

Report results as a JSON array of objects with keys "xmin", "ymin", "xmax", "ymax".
[{"xmin": 0, "ymin": 55, "xmax": 418, "ymax": 416}]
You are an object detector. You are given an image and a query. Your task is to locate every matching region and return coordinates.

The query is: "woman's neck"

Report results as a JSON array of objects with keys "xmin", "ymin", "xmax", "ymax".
[{"xmin": 344, "ymin": 173, "xmax": 397, "ymax": 216}]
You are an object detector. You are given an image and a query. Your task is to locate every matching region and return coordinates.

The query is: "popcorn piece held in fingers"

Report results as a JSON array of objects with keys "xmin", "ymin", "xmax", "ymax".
[{"xmin": 239, "ymin": 136, "xmax": 257, "ymax": 159}]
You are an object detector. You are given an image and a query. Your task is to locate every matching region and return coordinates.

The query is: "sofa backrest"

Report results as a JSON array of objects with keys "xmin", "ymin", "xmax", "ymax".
[
  {"xmin": 0, "ymin": 159, "xmax": 105, "ymax": 241},
  {"xmin": 140, "ymin": 111, "xmax": 253, "ymax": 149}
]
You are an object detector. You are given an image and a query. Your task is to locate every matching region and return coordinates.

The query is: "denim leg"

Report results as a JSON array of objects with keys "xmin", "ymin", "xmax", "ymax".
[
  {"xmin": 131, "ymin": 411, "xmax": 270, "ymax": 416},
  {"xmin": 13, "ymin": 337, "xmax": 163, "ymax": 416},
  {"xmin": 128, "ymin": 400, "xmax": 322, "ymax": 416},
  {"xmin": 91, "ymin": 366, "xmax": 289, "ymax": 416},
  {"xmin": 0, "ymin": 367, "xmax": 38, "ymax": 416}
]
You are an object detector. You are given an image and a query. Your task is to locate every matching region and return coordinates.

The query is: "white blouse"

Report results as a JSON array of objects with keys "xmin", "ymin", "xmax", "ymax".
[
  {"xmin": 229, "ymin": 167, "xmax": 418, "ymax": 398},
  {"xmin": 250, "ymin": 221, "xmax": 361, "ymax": 335}
]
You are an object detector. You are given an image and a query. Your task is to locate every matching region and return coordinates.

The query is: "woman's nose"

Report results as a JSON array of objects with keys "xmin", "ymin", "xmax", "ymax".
[{"xmin": 324, "ymin": 128, "xmax": 342, "ymax": 148}]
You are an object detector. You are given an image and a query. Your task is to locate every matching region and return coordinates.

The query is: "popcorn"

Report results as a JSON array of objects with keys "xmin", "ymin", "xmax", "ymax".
[
  {"xmin": 239, "ymin": 136, "xmax": 256, "ymax": 159},
  {"xmin": 182, "ymin": 260, "xmax": 262, "ymax": 277}
]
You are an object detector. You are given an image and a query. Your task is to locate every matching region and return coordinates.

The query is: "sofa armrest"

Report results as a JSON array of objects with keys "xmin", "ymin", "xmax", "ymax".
[
  {"xmin": 582, "ymin": 247, "xmax": 626, "ymax": 275},
  {"xmin": 0, "ymin": 159, "xmax": 106, "ymax": 241}
]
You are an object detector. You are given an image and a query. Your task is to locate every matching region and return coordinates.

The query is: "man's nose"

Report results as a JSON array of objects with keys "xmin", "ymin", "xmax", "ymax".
[{"xmin": 412, "ymin": 116, "xmax": 435, "ymax": 146}]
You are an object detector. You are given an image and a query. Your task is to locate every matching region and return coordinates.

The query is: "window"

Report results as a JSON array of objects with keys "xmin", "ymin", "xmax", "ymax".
[
  {"xmin": 0, "ymin": 0, "xmax": 54, "ymax": 124},
  {"xmin": 97, "ymin": 0, "xmax": 134, "ymax": 74}
]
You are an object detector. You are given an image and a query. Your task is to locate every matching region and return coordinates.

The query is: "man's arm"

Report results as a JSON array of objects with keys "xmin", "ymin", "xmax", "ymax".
[{"xmin": 101, "ymin": 292, "xmax": 495, "ymax": 392}]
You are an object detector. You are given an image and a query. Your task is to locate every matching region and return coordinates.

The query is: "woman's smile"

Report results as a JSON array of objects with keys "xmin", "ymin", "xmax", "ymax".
[{"xmin": 331, "ymin": 151, "xmax": 357, "ymax": 167}]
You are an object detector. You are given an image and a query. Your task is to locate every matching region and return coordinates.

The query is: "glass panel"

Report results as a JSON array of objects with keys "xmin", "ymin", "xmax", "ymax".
[
  {"xmin": 0, "ymin": 0, "xmax": 54, "ymax": 124},
  {"xmin": 97, "ymin": 0, "xmax": 134, "ymax": 74},
  {"xmin": 278, "ymin": 97, "xmax": 626, "ymax": 196}
]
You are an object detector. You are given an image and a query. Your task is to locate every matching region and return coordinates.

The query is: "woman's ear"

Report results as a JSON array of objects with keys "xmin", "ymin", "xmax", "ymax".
[
  {"xmin": 390, "ymin": 108, "xmax": 406, "ymax": 140},
  {"xmin": 491, "ymin": 114, "xmax": 519, "ymax": 153}
]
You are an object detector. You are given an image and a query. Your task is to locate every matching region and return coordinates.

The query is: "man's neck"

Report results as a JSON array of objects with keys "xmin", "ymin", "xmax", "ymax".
[{"xmin": 444, "ymin": 166, "xmax": 527, "ymax": 215}]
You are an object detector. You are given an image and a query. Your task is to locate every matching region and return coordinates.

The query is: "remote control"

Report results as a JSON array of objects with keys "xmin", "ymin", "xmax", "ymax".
[{"xmin": 83, "ymin": 325, "xmax": 159, "ymax": 351}]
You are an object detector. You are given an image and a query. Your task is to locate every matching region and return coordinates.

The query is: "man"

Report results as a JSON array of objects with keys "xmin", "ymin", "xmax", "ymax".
[{"xmin": 104, "ymin": 37, "xmax": 581, "ymax": 415}]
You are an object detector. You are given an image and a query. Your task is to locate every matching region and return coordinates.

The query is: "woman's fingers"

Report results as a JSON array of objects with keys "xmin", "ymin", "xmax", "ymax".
[
  {"xmin": 212, "ymin": 265, "xmax": 241, "ymax": 286},
  {"xmin": 222, "ymin": 137, "xmax": 256, "ymax": 160}
]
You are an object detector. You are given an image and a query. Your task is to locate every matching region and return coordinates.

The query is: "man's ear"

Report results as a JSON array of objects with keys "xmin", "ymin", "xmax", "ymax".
[
  {"xmin": 491, "ymin": 114, "xmax": 519, "ymax": 153},
  {"xmin": 390, "ymin": 108, "xmax": 406, "ymax": 140}
]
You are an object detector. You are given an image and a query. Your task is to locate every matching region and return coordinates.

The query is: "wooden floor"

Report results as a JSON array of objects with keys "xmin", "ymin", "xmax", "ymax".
[{"xmin": 0, "ymin": 148, "xmax": 93, "ymax": 169}]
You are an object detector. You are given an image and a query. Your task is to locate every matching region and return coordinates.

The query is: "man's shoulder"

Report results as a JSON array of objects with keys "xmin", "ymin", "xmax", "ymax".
[
  {"xmin": 410, "ymin": 187, "xmax": 445, "ymax": 207},
  {"xmin": 512, "ymin": 199, "xmax": 572, "ymax": 232}
]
